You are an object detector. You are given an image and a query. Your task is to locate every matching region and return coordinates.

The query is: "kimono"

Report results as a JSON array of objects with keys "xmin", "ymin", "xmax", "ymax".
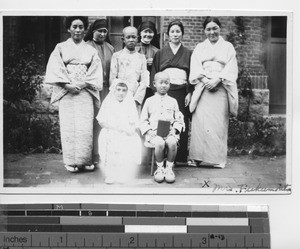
[
  {"xmin": 97, "ymin": 83, "xmax": 141, "ymax": 182},
  {"xmin": 151, "ymin": 43, "xmax": 192, "ymax": 163},
  {"xmin": 109, "ymin": 47, "xmax": 149, "ymax": 105},
  {"xmin": 189, "ymin": 36, "xmax": 238, "ymax": 165},
  {"xmin": 45, "ymin": 38, "xmax": 103, "ymax": 167}
]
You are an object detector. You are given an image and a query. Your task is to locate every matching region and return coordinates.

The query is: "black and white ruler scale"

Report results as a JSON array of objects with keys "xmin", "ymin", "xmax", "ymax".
[{"xmin": 0, "ymin": 203, "xmax": 270, "ymax": 249}]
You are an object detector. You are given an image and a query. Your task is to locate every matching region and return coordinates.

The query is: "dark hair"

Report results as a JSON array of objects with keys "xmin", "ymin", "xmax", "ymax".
[
  {"xmin": 116, "ymin": 82, "xmax": 128, "ymax": 90},
  {"xmin": 203, "ymin": 17, "xmax": 222, "ymax": 29},
  {"xmin": 64, "ymin": 16, "xmax": 89, "ymax": 30},
  {"xmin": 167, "ymin": 19, "xmax": 184, "ymax": 35}
]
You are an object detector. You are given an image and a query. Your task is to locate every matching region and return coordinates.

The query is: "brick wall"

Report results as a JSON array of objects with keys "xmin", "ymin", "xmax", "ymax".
[
  {"xmin": 161, "ymin": 16, "xmax": 268, "ymax": 78},
  {"xmin": 161, "ymin": 16, "xmax": 270, "ymax": 116}
]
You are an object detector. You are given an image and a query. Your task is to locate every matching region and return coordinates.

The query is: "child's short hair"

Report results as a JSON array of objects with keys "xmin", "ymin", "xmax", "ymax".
[{"xmin": 154, "ymin": 71, "xmax": 170, "ymax": 82}]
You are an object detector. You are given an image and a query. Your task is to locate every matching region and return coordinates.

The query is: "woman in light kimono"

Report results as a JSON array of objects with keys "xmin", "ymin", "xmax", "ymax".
[
  {"xmin": 97, "ymin": 79, "xmax": 141, "ymax": 184},
  {"xmin": 84, "ymin": 19, "xmax": 115, "ymax": 164},
  {"xmin": 188, "ymin": 17, "xmax": 238, "ymax": 168},
  {"xmin": 45, "ymin": 16, "xmax": 103, "ymax": 173},
  {"xmin": 151, "ymin": 19, "xmax": 193, "ymax": 165}
]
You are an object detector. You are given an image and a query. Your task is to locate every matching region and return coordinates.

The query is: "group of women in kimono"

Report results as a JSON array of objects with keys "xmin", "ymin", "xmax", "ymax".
[{"xmin": 45, "ymin": 15, "xmax": 238, "ymax": 174}]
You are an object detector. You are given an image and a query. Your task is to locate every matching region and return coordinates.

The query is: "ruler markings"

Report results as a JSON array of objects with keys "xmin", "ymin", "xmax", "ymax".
[
  {"xmin": 1, "ymin": 204, "xmax": 270, "ymax": 249},
  {"xmin": 1, "ymin": 233, "xmax": 270, "ymax": 247}
]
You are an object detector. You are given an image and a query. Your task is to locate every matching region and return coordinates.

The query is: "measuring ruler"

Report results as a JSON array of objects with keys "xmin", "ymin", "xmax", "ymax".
[{"xmin": 0, "ymin": 204, "xmax": 271, "ymax": 249}]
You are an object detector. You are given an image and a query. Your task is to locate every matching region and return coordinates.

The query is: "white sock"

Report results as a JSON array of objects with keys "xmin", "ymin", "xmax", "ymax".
[
  {"xmin": 156, "ymin": 161, "xmax": 164, "ymax": 168},
  {"xmin": 166, "ymin": 161, "xmax": 174, "ymax": 168}
]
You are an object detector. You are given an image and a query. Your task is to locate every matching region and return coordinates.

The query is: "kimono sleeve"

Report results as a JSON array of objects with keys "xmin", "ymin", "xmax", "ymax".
[
  {"xmin": 219, "ymin": 43, "xmax": 238, "ymax": 84},
  {"xmin": 44, "ymin": 44, "xmax": 70, "ymax": 85},
  {"xmin": 44, "ymin": 44, "xmax": 70, "ymax": 104},
  {"xmin": 219, "ymin": 43, "xmax": 239, "ymax": 117},
  {"xmin": 189, "ymin": 43, "xmax": 207, "ymax": 85},
  {"xmin": 85, "ymin": 51, "xmax": 103, "ymax": 91}
]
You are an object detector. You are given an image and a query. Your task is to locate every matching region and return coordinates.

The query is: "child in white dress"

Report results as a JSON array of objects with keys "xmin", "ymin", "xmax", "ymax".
[{"xmin": 97, "ymin": 79, "xmax": 141, "ymax": 184}]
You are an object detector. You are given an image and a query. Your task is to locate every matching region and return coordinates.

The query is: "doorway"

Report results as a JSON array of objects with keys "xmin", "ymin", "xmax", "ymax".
[{"xmin": 267, "ymin": 16, "xmax": 287, "ymax": 114}]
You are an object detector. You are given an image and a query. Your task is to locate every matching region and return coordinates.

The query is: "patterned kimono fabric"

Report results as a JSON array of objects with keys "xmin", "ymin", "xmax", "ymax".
[
  {"xmin": 151, "ymin": 43, "xmax": 192, "ymax": 163},
  {"xmin": 97, "ymin": 90, "xmax": 141, "ymax": 182},
  {"xmin": 45, "ymin": 38, "xmax": 102, "ymax": 167},
  {"xmin": 189, "ymin": 37, "xmax": 238, "ymax": 165}
]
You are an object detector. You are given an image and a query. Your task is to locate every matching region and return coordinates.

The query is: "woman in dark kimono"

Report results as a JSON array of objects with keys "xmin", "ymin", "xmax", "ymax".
[
  {"xmin": 84, "ymin": 19, "xmax": 115, "ymax": 164},
  {"xmin": 151, "ymin": 19, "xmax": 192, "ymax": 164}
]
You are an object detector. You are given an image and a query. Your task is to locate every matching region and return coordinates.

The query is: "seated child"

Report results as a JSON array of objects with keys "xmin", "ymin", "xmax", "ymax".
[
  {"xmin": 140, "ymin": 72, "xmax": 184, "ymax": 183},
  {"xmin": 97, "ymin": 79, "xmax": 141, "ymax": 184}
]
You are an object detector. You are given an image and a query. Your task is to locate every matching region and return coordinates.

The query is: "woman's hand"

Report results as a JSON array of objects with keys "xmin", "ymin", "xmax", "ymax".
[
  {"xmin": 185, "ymin": 92, "xmax": 192, "ymax": 107},
  {"xmin": 64, "ymin": 84, "xmax": 81, "ymax": 94},
  {"xmin": 204, "ymin": 78, "xmax": 221, "ymax": 91}
]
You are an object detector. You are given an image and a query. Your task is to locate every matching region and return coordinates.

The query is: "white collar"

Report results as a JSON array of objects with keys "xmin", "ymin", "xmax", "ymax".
[
  {"xmin": 169, "ymin": 42, "xmax": 181, "ymax": 54},
  {"xmin": 205, "ymin": 36, "xmax": 224, "ymax": 47}
]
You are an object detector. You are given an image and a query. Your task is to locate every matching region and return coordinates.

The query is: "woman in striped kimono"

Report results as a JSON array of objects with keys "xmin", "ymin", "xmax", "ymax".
[
  {"xmin": 188, "ymin": 17, "xmax": 238, "ymax": 168},
  {"xmin": 45, "ymin": 16, "xmax": 103, "ymax": 173}
]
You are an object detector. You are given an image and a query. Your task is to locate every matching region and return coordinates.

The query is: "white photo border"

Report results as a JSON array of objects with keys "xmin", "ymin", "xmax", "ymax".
[{"xmin": 0, "ymin": 9, "xmax": 292, "ymax": 195}]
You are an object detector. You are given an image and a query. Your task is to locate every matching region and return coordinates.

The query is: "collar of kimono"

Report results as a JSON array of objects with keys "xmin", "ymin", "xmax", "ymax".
[
  {"xmin": 169, "ymin": 42, "xmax": 182, "ymax": 55},
  {"xmin": 68, "ymin": 38, "xmax": 85, "ymax": 49},
  {"xmin": 206, "ymin": 35, "xmax": 224, "ymax": 46}
]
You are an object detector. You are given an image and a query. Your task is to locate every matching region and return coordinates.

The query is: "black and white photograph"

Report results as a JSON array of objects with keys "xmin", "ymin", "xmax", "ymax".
[
  {"xmin": 1, "ymin": 11, "xmax": 291, "ymax": 194},
  {"xmin": 0, "ymin": 1, "xmax": 299, "ymax": 248}
]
